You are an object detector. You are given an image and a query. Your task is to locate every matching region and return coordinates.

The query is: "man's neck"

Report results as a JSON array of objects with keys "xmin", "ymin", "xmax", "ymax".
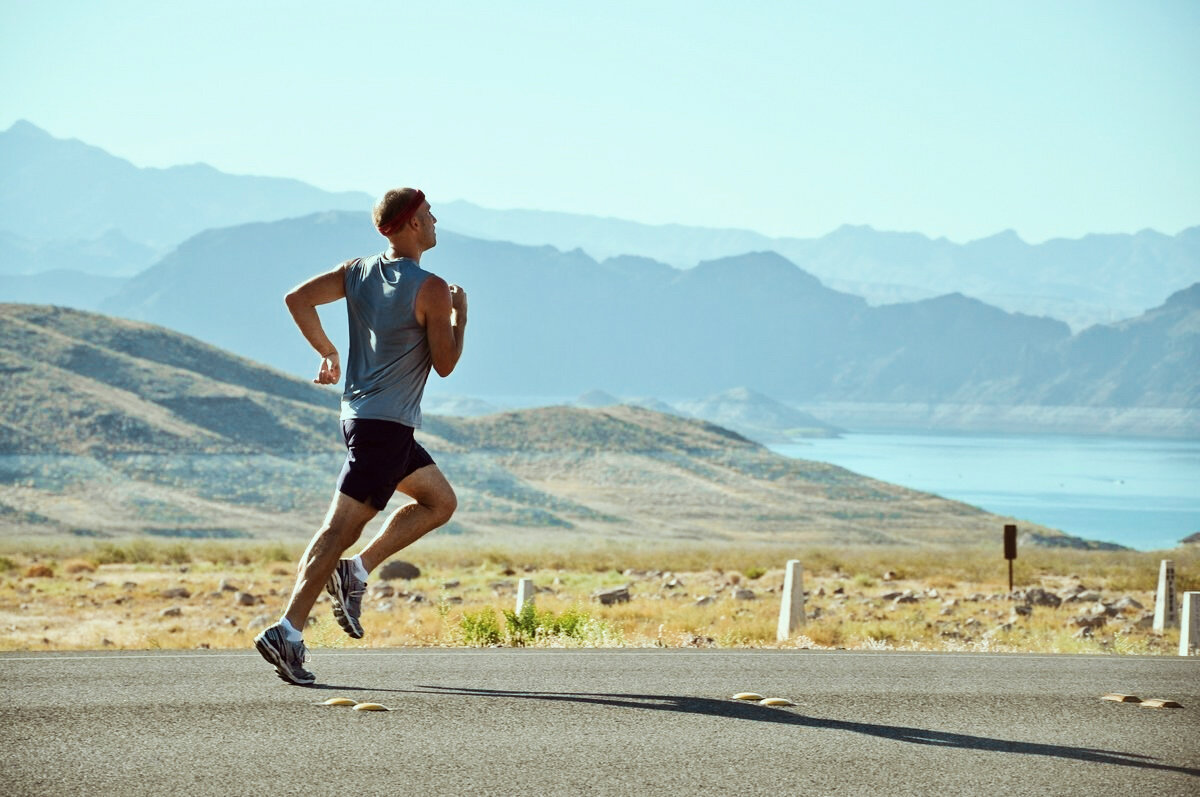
[{"xmin": 385, "ymin": 245, "xmax": 422, "ymax": 262}]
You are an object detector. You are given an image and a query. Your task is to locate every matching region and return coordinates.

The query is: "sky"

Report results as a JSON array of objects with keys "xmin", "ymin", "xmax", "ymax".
[{"xmin": 2, "ymin": 0, "xmax": 1198, "ymax": 243}]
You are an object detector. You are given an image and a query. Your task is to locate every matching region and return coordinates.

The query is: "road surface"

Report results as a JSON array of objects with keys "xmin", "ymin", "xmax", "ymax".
[{"xmin": 1, "ymin": 648, "xmax": 1197, "ymax": 795}]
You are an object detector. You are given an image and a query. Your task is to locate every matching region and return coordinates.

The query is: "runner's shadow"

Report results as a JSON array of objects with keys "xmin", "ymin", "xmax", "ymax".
[
  {"xmin": 302, "ymin": 682, "xmax": 415, "ymax": 693},
  {"xmin": 407, "ymin": 685, "xmax": 1199, "ymax": 777}
]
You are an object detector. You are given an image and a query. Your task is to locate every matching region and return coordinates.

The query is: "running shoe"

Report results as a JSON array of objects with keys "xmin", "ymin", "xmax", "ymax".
[
  {"xmin": 325, "ymin": 559, "xmax": 366, "ymax": 639},
  {"xmin": 253, "ymin": 623, "xmax": 315, "ymax": 685}
]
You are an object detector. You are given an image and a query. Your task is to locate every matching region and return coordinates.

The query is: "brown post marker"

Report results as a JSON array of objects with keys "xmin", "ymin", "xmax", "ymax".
[{"xmin": 1003, "ymin": 524, "xmax": 1017, "ymax": 595}]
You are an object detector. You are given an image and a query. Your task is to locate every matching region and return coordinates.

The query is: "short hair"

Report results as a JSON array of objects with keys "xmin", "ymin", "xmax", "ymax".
[{"xmin": 373, "ymin": 188, "xmax": 425, "ymax": 235}]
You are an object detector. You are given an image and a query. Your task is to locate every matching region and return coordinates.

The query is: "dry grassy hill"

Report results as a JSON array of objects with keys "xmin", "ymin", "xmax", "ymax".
[{"xmin": 0, "ymin": 304, "xmax": 1094, "ymax": 547}]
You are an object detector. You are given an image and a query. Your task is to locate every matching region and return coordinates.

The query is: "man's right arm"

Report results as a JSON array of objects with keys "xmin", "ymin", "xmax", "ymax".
[
  {"xmin": 284, "ymin": 262, "xmax": 349, "ymax": 385},
  {"xmin": 416, "ymin": 275, "xmax": 467, "ymax": 378}
]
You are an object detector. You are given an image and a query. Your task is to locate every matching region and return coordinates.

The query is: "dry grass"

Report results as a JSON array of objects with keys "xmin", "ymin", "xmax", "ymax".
[{"xmin": 0, "ymin": 539, "xmax": 1195, "ymax": 655}]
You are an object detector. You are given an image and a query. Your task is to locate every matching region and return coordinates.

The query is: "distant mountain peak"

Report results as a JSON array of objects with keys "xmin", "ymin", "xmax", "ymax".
[
  {"xmin": 967, "ymin": 228, "xmax": 1027, "ymax": 247},
  {"xmin": 4, "ymin": 119, "xmax": 50, "ymax": 138},
  {"xmin": 1164, "ymin": 282, "xmax": 1200, "ymax": 309}
]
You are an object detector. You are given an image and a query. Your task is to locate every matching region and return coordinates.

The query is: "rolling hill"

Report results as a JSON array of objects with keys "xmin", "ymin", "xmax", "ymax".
[{"xmin": 0, "ymin": 304, "xmax": 1097, "ymax": 547}]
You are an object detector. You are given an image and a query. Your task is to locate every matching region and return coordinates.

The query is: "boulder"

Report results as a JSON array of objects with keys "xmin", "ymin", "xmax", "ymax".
[
  {"xmin": 218, "ymin": 579, "xmax": 240, "ymax": 592},
  {"xmin": 378, "ymin": 561, "xmax": 420, "ymax": 580},
  {"xmin": 235, "ymin": 591, "xmax": 259, "ymax": 606},
  {"xmin": 1017, "ymin": 587, "xmax": 1062, "ymax": 608},
  {"xmin": 161, "ymin": 587, "xmax": 191, "ymax": 599},
  {"xmin": 593, "ymin": 586, "xmax": 631, "ymax": 605},
  {"xmin": 1057, "ymin": 585, "xmax": 1086, "ymax": 602},
  {"xmin": 160, "ymin": 606, "xmax": 182, "ymax": 617},
  {"xmin": 1112, "ymin": 596, "xmax": 1143, "ymax": 612},
  {"xmin": 1070, "ymin": 613, "xmax": 1107, "ymax": 628},
  {"xmin": 733, "ymin": 588, "xmax": 756, "ymax": 600}
]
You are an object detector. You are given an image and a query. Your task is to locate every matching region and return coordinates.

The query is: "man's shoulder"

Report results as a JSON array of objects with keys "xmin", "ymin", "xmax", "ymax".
[{"xmin": 345, "ymin": 254, "xmax": 376, "ymax": 270}]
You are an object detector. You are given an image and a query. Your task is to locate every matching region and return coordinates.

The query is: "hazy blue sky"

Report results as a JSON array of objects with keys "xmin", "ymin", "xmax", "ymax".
[{"xmin": 3, "ymin": 0, "xmax": 1197, "ymax": 242}]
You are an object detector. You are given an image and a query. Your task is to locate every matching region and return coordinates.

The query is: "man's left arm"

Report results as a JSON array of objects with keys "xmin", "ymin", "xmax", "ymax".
[{"xmin": 284, "ymin": 263, "xmax": 348, "ymax": 384}]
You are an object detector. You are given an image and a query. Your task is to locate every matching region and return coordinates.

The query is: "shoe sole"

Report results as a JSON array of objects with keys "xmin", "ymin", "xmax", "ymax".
[
  {"xmin": 254, "ymin": 633, "xmax": 315, "ymax": 685},
  {"xmin": 326, "ymin": 569, "xmax": 365, "ymax": 639}
]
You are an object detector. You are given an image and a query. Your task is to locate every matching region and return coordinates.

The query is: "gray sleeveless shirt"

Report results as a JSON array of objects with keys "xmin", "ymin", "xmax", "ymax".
[{"xmin": 340, "ymin": 254, "xmax": 433, "ymax": 428}]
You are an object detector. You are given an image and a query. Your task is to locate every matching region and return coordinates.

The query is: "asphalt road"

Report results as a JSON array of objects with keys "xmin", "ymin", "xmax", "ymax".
[{"xmin": 1, "ymin": 648, "xmax": 1197, "ymax": 796}]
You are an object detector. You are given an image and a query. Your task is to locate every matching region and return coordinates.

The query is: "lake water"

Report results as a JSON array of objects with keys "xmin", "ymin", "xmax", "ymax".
[{"xmin": 769, "ymin": 434, "xmax": 1200, "ymax": 551}]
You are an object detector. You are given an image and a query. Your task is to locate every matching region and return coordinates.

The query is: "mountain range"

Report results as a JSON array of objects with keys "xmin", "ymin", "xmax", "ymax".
[
  {"xmin": 3, "ymin": 121, "xmax": 1198, "ymax": 331},
  {"xmin": 87, "ymin": 211, "xmax": 1198, "ymax": 435},
  {"xmin": 1, "ymin": 304, "xmax": 1092, "ymax": 547},
  {"xmin": 2, "ymin": 120, "xmax": 1196, "ymax": 438},
  {"xmin": 0, "ymin": 120, "xmax": 369, "ymax": 267},
  {"xmin": 433, "ymin": 204, "xmax": 1200, "ymax": 330}
]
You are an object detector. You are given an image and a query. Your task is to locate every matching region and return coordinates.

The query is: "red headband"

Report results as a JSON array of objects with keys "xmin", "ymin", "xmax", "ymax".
[{"xmin": 376, "ymin": 190, "xmax": 426, "ymax": 236}]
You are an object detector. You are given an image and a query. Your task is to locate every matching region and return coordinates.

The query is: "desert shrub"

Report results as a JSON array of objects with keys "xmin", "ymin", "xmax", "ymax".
[
  {"xmin": 744, "ymin": 566, "xmax": 767, "ymax": 580},
  {"xmin": 93, "ymin": 540, "xmax": 192, "ymax": 565},
  {"xmin": 94, "ymin": 540, "xmax": 160, "ymax": 565},
  {"xmin": 490, "ymin": 603, "xmax": 607, "ymax": 647},
  {"xmin": 0, "ymin": 556, "xmax": 15, "ymax": 573},
  {"xmin": 459, "ymin": 607, "xmax": 501, "ymax": 646},
  {"xmin": 502, "ymin": 602, "xmax": 539, "ymax": 646},
  {"xmin": 543, "ymin": 605, "xmax": 590, "ymax": 638},
  {"xmin": 24, "ymin": 563, "xmax": 54, "ymax": 578},
  {"xmin": 64, "ymin": 559, "xmax": 97, "ymax": 574}
]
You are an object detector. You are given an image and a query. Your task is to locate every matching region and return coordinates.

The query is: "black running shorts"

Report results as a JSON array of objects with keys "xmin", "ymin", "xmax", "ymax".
[{"xmin": 336, "ymin": 418, "xmax": 436, "ymax": 511}]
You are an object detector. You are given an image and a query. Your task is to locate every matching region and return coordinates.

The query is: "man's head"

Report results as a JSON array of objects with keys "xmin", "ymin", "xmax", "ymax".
[{"xmin": 373, "ymin": 187, "xmax": 436, "ymax": 252}]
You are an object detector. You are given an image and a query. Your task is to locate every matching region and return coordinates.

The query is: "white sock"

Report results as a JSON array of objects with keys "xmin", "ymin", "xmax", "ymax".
[
  {"xmin": 350, "ymin": 554, "xmax": 369, "ymax": 581},
  {"xmin": 279, "ymin": 617, "xmax": 303, "ymax": 641}
]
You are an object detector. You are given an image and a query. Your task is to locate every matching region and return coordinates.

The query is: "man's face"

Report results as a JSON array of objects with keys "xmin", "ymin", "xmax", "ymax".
[{"xmin": 417, "ymin": 202, "xmax": 437, "ymax": 250}]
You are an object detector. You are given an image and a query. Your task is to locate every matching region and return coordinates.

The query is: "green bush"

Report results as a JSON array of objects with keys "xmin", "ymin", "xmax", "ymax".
[
  {"xmin": 459, "ymin": 607, "xmax": 501, "ymax": 646},
  {"xmin": 0, "ymin": 556, "xmax": 15, "ymax": 573},
  {"xmin": 744, "ymin": 566, "xmax": 766, "ymax": 580},
  {"xmin": 501, "ymin": 603, "xmax": 598, "ymax": 646}
]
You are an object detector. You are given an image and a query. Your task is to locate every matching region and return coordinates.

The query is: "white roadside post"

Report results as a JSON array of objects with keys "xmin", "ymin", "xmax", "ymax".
[
  {"xmin": 1180, "ymin": 592, "xmax": 1200, "ymax": 656},
  {"xmin": 516, "ymin": 578, "xmax": 534, "ymax": 614},
  {"xmin": 776, "ymin": 560, "xmax": 806, "ymax": 642},
  {"xmin": 1153, "ymin": 559, "xmax": 1177, "ymax": 634}
]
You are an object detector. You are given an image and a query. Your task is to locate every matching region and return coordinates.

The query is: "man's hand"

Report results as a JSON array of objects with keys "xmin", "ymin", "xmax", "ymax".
[
  {"xmin": 315, "ymin": 351, "xmax": 341, "ymax": 385},
  {"xmin": 449, "ymin": 284, "xmax": 468, "ymax": 322}
]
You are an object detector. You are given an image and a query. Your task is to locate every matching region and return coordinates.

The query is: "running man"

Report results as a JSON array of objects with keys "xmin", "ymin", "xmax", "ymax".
[{"xmin": 255, "ymin": 187, "xmax": 467, "ymax": 684}]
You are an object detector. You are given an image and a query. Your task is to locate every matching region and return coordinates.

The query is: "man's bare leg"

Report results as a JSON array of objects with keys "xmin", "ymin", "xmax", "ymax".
[
  {"xmin": 357, "ymin": 465, "xmax": 457, "ymax": 573},
  {"xmin": 283, "ymin": 490, "xmax": 377, "ymax": 629}
]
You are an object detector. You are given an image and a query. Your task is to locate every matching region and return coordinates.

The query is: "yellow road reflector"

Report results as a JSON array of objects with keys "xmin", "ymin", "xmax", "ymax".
[
  {"xmin": 732, "ymin": 692, "xmax": 765, "ymax": 701},
  {"xmin": 1100, "ymin": 693, "xmax": 1142, "ymax": 703},
  {"xmin": 320, "ymin": 698, "xmax": 357, "ymax": 706},
  {"xmin": 1140, "ymin": 699, "xmax": 1183, "ymax": 709},
  {"xmin": 353, "ymin": 702, "xmax": 390, "ymax": 712},
  {"xmin": 759, "ymin": 697, "xmax": 796, "ymax": 707}
]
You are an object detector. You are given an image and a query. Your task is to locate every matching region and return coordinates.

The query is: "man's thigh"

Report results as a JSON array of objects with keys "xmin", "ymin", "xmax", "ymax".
[
  {"xmin": 324, "ymin": 488, "xmax": 379, "ymax": 533},
  {"xmin": 395, "ymin": 464, "xmax": 455, "ymax": 507}
]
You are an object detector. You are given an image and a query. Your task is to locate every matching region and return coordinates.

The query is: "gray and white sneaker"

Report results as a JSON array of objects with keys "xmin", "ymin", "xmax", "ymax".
[
  {"xmin": 254, "ymin": 623, "xmax": 315, "ymax": 685},
  {"xmin": 325, "ymin": 559, "xmax": 366, "ymax": 639}
]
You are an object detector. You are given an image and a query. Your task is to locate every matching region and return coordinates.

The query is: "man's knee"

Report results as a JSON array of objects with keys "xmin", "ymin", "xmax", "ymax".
[{"xmin": 428, "ymin": 483, "xmax": 457, "ymax": 527}]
